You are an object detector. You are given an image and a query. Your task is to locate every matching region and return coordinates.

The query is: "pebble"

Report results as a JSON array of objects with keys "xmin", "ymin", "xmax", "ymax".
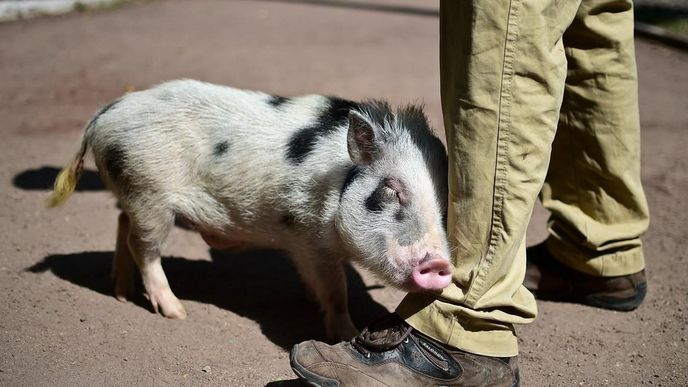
[{"xmin": 202, "ymin": 365, "xmax": 211, "ymax": 373}]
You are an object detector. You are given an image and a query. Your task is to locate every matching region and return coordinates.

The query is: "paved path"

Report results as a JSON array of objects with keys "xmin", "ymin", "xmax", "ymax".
[{"xmin": 1, "ymin": 1, "xmax": 686, "ymax": 385}]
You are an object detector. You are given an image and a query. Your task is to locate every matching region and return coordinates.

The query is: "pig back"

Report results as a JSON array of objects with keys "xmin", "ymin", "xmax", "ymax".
[{"xmin": 86, "ymin": 80, "xmax": 352, "ymax": 242}]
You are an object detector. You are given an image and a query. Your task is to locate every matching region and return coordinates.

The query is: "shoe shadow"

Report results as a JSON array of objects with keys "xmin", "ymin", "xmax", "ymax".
[
  {"xmin": 13, "ymin": 166, "xmax": 105, "ymax": 191},
  {"xmin": 27, "ymin": 248, "xmax": 389, "ymax": 350},
  {"xmin": 265, "ymin": 379, "xmax": 308, "ymax": 387}
]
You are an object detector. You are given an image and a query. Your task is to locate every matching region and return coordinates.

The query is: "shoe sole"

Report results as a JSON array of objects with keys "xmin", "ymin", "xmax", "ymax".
[
  {"xmin": 290, "ymin": 344, "xmax": 521, "ymax": 387},
  {"xmin": 290, "ymin": 343, "xmax": 341, "ymax": 387}
]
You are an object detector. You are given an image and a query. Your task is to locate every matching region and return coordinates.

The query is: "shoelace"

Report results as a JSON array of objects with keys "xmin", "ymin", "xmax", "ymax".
[{"xmin": 350, "ymin": 314, "xmax": 414, "ymax": 358}]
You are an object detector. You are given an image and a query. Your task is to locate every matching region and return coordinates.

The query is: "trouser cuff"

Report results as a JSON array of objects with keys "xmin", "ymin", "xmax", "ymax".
[
  {"xmin": 396, "ymin": 296, "xmax": 519, "ymax": 357},
  {"xmin": 545, "ymin": 237, "xmax": 646, "ymax": 277}
]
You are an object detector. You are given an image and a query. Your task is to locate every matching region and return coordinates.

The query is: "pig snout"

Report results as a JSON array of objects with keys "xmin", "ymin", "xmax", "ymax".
[{"xmin": 409, "ymin": 253, "xmax": 453, "ymax": 291}]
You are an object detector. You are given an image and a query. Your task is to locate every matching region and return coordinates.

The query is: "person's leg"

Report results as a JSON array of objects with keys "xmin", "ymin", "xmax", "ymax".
[
  {"xmin": 526, "ymin": 0, "xmax": 650, "ymax": 310},
  {"xmin": 291, "ymin": 0, "xmax": 582, "ymax": 384},
  {"xmin": 542, "ymin": 0, "xmax": 649, "ymax": 275},
  {"xmin": 396, "ymin": 0, "xmax": 581, "ymax": 357}
]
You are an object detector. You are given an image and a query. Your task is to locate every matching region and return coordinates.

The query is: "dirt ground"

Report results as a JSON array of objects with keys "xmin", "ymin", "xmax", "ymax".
[{"xmin": 0, "ymin": 1, "xmax": 686, "ymax": 386}]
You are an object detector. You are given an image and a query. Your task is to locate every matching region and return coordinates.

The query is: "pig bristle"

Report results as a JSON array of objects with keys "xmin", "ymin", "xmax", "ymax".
[
  {"xmin": 47, "ymin": 164, "xmax": 79, "ymax": 207},
  {"xmin": 47, "ymin": 133, "xmax": 90, "ymax": 208}
]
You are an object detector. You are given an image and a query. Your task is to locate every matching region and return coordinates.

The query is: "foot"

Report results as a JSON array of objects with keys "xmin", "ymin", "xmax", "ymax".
[
  {"xmin": 290, "ymin": 314, "xmax": 519, "ymax": 387},
  {"xmin": 113, "ymin": 272, "xmax": 136, "ymax": 302},
  {"xmin": 112, "ymin": 257, "xmax": 137, "ymax": 302},
  {"xmin": 147, "ymin": 286, "xmax": 187, "ymax": 319},
  {"xmin": 524, "ymin": 243, "xmax": 647, "ymax": 311}
]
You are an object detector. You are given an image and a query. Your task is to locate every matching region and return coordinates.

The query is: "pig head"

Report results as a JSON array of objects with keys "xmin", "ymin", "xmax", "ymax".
[{"xmin": 335, "ymin": 103, "xmax": 453, "ymax": 293}]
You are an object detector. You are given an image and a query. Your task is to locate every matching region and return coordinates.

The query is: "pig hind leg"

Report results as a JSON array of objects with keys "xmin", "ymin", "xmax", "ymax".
[
  {"xmin": 113, "ymin": 211, "xmax": 137, "ymax": 301},
  {"xmin": 125, "ymin": 206, "xmax": 186, "ymax": 319},
  {"xmin": 291, "ymin": 251, "xmax": 358, "ymax": 341}
]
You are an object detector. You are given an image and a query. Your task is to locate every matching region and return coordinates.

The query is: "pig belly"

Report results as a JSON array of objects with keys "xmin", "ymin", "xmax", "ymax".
[{"xmin": 199, "ymin": 231, "xmax": 249, "ymax": 250}]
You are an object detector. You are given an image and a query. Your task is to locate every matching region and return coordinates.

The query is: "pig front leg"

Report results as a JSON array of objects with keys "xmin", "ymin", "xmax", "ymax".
[{"xmin": 291, "ymin": 251, "xmax": 358, "ymax": 342}]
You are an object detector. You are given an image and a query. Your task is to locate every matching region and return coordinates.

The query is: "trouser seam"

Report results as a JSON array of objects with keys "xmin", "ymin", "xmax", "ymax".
[
  {"xmin": 563, "ymin": 103, "xmax": 586, "ymax": 244},
  {"xmin": 465, "ymin": 0, "xmax": 521, "ymax": 306},
  {"xmin": 445, "ymin": 311, "xmax": 456, "ymax": 346}
]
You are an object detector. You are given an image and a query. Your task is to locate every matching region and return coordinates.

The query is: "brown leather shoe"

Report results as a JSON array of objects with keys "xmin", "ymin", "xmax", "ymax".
[
  {"xmin": 290, "ymin": 314, "xmax": 519, "ymax": 387},
  {"xmin": 524, "ymin": 243, "xmax": 647, "ymax": 311}
]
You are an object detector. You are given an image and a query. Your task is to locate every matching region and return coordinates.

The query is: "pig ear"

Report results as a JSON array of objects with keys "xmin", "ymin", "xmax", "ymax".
[{"xmin": 347, "ymin": 110, "xmax": 379, "ymax": 166}]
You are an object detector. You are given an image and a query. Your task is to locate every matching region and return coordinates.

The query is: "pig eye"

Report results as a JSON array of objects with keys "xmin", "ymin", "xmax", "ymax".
[
  {"xmin": 366, "ymin": 178, "xmax": 409, "ymax": 213},
  {"xmin": 384, "ymin": 179, "xmax": 409, "ymax": 205},
  {"xmin": 365, "ymin": 184, "xmax": 399, "ymax": 213},
  {"xmin": 382, "ymin": 186, "xmax": 398, "ymax": 202}
]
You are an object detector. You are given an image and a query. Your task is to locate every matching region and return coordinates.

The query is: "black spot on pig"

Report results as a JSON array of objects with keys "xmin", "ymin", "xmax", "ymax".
[
  {"xmin": 268, "ymin": 95, "xmax": 289, "ymax": 107},
  {"xmin": 395, "ymin": 213, "xmax": 425, "ymax": 246},
  {"xmin": 365, "ymin": 189, "xmax": 385, "ymax": 213},
  {"xmin": 286, "ymin": 130, "xmax": 316, "ymax": 165},
  {"xmin": 103, "ymin": 144, "xmax": 126, "ymax": 182},
  {"xmin": 280, "ymin": 212, "xmax": 298, "ymax": 228},
  {"xmin": 340, "ymin": 165, "xmax": 361, "ymax": 195},
  {"xmin": 286, "ymin": 97, "xmax": 359, "ymax": 164},
  {"xmin": 213, "ymin": 141, "xmax": 230, "ymax": 157},
  {"xmin": 396, "ymin": 105, "xmax": 448, "ymax": 208}
]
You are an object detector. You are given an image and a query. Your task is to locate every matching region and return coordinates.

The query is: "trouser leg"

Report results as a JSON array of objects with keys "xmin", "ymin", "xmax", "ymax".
[
  {"xmin": 397, "ymin": 0, "xmax": 582, "ymax": 357},
  {"xmin": 542, "ymin": 0, "xmax": 650, "ymax": 277}
]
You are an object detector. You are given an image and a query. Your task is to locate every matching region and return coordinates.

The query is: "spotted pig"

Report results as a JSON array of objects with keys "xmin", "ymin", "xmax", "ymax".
[{"xmin": 48, "ymin": 79, "xmax": 452, "ymax": 341}]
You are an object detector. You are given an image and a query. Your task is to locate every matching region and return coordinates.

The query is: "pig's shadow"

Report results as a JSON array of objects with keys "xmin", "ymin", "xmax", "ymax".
[
  {"xmin": 27, "ymin": 248, "xmax": 390, "ymax": 349},
  {"xmin": 13, "ymin": 166, "xmax": 105, "ymax": 191}
]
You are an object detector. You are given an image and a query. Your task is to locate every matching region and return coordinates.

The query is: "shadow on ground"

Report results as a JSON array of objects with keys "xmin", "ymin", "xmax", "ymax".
[
  {"xmin": 13, "ymin": 166, "xmax": 105, "ymax": 191},
  {"xmin": 27, "ymin": 248, "xmax": 389, "ymax": 350},
  {"xmin": 265, "ymin": 379, "xmax": 308, "ymax": 387},
  {"xmin": 13, "ymin": 166, "xmax": 197, "ymax": 229},
  {"xmin": 260, "ymin": 0, "xmax": 438, "ymax": 17},
  {"xmin": 262, "ymin": 1, "xmax": 688, "ymax": 37},
  {"xmin": 635, "ymin": 4, "xmax": 688, "ymax": 31}
]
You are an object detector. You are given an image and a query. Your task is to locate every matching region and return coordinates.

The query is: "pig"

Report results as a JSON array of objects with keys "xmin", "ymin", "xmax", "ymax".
[{"xmin": 48, "ymin": 79, "xmax": 452, "ymax": 341}]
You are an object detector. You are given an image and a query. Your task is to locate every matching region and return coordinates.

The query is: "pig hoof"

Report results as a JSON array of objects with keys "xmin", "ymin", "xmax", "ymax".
[
  {"xmin": 162, "ymin": 304, "xmax": 187, "ymax": 320},
  {"xmin": 150, "ymin": 290, "xmax": 187, "ymax": 319},
  {"xmin": 113, "ymin": 275, "xmax": 136, "ymax": 302}
]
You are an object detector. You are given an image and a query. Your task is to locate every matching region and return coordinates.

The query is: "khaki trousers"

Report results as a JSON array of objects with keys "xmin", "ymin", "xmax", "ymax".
[{"xmin": 397, "ymin": 0, "xmax": 649, "ymax": 357}]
